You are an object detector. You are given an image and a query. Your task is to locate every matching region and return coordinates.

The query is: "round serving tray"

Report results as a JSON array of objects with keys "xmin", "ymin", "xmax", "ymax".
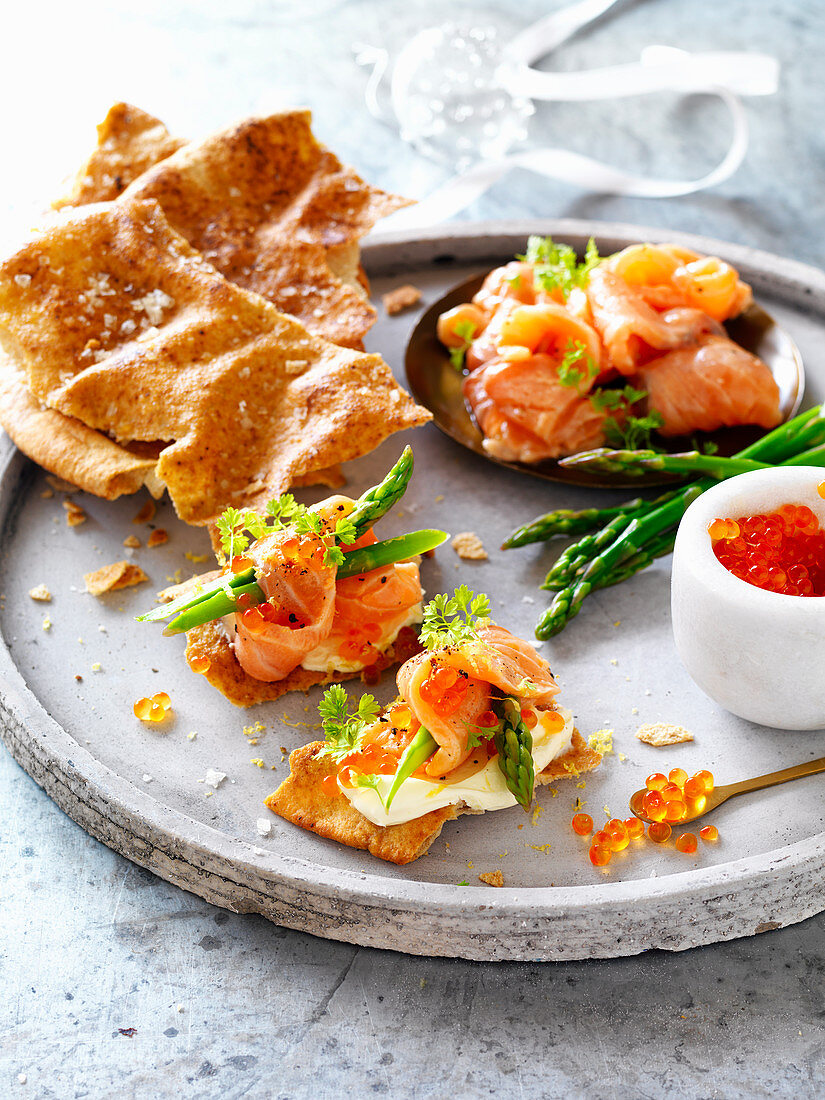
[{"xmin": 2, "ymin": 220, "xmax": 825, "ymax": 962}]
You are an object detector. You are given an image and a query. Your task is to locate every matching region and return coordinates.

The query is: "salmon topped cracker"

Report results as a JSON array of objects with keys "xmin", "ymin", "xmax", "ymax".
[
  {"xmin": 266, "ymin": 586, "xmax": 601, "ymax": 864},
  {"xmin": 137, "ymin": 449, "xmax": 445, "ymax": 706}
]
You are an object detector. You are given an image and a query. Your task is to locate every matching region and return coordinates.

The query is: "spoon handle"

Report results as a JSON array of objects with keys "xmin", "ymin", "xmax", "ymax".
[{"xmin": 718, "ymin": 755, "xmax": 825, "ymax": 800}]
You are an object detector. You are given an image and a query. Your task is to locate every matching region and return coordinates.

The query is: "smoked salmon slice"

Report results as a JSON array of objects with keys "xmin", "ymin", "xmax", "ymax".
[
  {"xmin": 232, "ymin": 530, "xmax": 337, "ymax": 681},
  {"xmin": 585, "ymin": 267, "xmax": 722, "ymax": 373},
  {"xmin": 634, "ymin": 333, "xmax": 782, "ymax": 437},
  {"xmin": 397, "ymin": 621, "xmax": 560, "ymax": 777},
  {"xmin": 464, "ymin": 355, "xmax": 608, "ymax": 463}
]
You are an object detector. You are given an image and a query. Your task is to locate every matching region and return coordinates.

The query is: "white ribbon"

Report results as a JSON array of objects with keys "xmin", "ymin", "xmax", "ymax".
[{"xmin": 365, "ymin": 1, "xmax": 780, "ymax": 227}]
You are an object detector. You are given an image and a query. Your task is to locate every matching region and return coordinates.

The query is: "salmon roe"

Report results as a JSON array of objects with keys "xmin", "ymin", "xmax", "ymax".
[
  {"xmin": 700, "ymin": 825, "xmax": 719, "ymax": 842},
  {"xmin": 709, "ymin": 503, "xmax": 825, "ymax": 596},
  {"xmin": 624, "ymin": 817, "xmax": 644, "ymax": 840},
  {"xmin": 648, "ymin": 822, "xmax": 672, "ymax": 843},
  {"xmin": 675, "ymin": 832, "xmax": 698, "ymax": 854},
  {"xmin": 589, "ymin": 843, "xmax": 611, "ymax": 867},
  {"xmin": 190, "ymin": 655, "xmax": 211, "ymax": 674},
  {"xmin": 419, "ymin": 665, "xmax": 469, "ymax": 717},
  {"xmin": 571, "ymin": 812, "xmax": 594, "ymax": 836},
  {"xmin": 133, "ymin": 691, "xmax": 172, "ymax": 723}
]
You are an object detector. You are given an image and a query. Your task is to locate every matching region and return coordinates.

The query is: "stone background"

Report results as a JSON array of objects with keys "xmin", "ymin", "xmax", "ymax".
[{"xmin": 3, "ymin": 1, "xmax": 825, "ymax": 1096}]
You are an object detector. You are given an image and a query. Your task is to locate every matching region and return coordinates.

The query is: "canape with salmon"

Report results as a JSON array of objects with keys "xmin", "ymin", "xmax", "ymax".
[
  {"xmin": 437, "ymin": 238, "xmax": 781, "ymax": 463},
  {"xmin": 266, "ymin": 587, "xmax": 600, "ymax": 864},
  {"xmin": 137, "ymin": 449, "xmax": 447, "ymax": 705}
]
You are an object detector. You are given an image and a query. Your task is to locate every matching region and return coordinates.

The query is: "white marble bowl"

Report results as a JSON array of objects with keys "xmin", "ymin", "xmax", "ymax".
[{"xmin": 671, "ymin": 465, "xmax": 825, "ymax": 730}]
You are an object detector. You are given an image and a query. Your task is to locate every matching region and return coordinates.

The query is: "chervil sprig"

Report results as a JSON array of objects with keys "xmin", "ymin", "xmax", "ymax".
[
  {"xmin": 522, "ymin": 235, "xmax": 602, "ymax": 299},
  {"xmin": 216, "ymin": 507, "xmax": 267, "ymax": 560},
  {"xmin": 317, "ymin": 685, "xmax": 382, "ymax": 762},
  {"xmin": 557, "ymin": 339, "xmax": 601, "ymax": 390},
  {"xmin": 265, "ymin": 493, "xmax": 303, "ymax": 529},
  {"xmin": 419, "ymin": 585, "xmax": 492, "ymax": 651}
]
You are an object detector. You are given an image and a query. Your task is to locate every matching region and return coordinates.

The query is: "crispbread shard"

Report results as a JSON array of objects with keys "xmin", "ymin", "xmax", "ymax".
[
  {"xmin": 266, "ymin": 730, "xmax": 601, "ymax": 864},
  {"xmin": 54, "ymin": 102, "xmax": 186, "ymax": 209},
  {"xmin": 114, "ymin": 109, "xmax": 411, "ymax": 348},
  {"xmin": 0, "ymin": 198, "xmax": 430, "ymax": 525}
]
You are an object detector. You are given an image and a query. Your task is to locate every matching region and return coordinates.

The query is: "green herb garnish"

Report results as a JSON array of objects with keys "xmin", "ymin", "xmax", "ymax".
[
  {"xmin": 521, "ymin": 235, "xmax": 602, "ymax": 299},
  {"xmin": 317, "ymin": 685, "xmax": 382, "ymax": 763},
  {"xmin": 603, "ymin": 410, "xmax": 666, "ymax": 451},
  {"xmin": 556, "ymin": 339, "xmax": 600, "ymax": 390},
  {"xmin": 448, "ymin": 319, "xmax": 479, "ymax": 371},
  {"xmin": 216, "ymin": 495, "xmax": 357, "ymax": 568},
  {"xmin": 419, "ymin": 585, "xmax": 491, "ymax": 651}
]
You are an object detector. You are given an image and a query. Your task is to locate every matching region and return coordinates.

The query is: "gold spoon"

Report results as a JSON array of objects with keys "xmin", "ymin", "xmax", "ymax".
[{"xmin": 629, "ymin": 755, "xmax": 825, "ymax": 825}]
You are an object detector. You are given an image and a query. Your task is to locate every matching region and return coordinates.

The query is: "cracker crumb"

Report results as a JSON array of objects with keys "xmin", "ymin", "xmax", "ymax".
[
  {"xmin": 531, "ymin": 804, "xmax": 543, "ymax": 826},
  {"xmin": 147, "ymin": 528, "xmax": 168, "ymax": 548},
  {"xmin": 29, "ymin": 584, "xmax": 51, "ymax": 602},
  {"xmin": 91, "ymin": 663, "xmax": 101, "ymax": 672},
  {"xmin": 256, "ymin": 818, "xmax": 272, "ymax": 837},
  {"xmin": 41, "ymin": 487, "xmax": 54, "ymax": 499},
  {"xmin": 142, "ymin": 774, "xmax": 153, "ymax": 783},
  {"xmin": 177, "ymin": 1004, "xmax": 185, "ymax": 1013},
  {"xmin": 529, "ymin": 843, "xmax": 552, "ymax": 854},
  {"xmin": 434, "ymin": 494, "xmax": 444, "ymax": 502},
  {"xmin": 588, "ymin": 728, "xmax": 614, "ymax": 756},
  {"xmin": 185, "ymin": 551, "xmax": 210, "ymax": 563},
  {"xmin": 636, "ymin": 722, "xmax": 694, "ymax": 747},
  {"xmin": 42, "ymin": 616, "xmax": 52, "ymax": 632},
  {"xmin": 187, "ymin": 731, "xmax": 197, "ymax": 741},
  {"xmin": 478, "ymin": 870, "xmax": 504, "ymax": 887},
  {"xmin": 609, "ymin": 658, "xmax": 618, "ymax": 666},
  {"xmin": 250, "ymin": 758, "xmax": 265, "ymax": 768},
  {"xmin": 63, "ymin": 500, "xmax": 87, "ymax": 526},
  {"xmin": 382, "ymin": 284, "xmax": 422, "ymax": 315},
  {"xmin": 204, "ymin": 768, "xmax": 227, "ymax": 788},
  {"xmin": 123, "ymin": 534, "xmax": 141, "ymax": 548},
  {"xmin": 451, "ymin": 531, "xmax": 488, "ymax": 560},
  {"xmin": 133, "ymin": 500, "xmax": 156, "ymax": 524},
  {"xmin": 84, "ymin": 561, "xmax": 149, "ymax": 596}
]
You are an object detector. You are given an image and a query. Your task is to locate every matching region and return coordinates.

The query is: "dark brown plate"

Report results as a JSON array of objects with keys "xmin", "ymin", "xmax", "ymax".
[{"xmin": 405, "ymin": 270, "xmax": 805, "ymax": 489}]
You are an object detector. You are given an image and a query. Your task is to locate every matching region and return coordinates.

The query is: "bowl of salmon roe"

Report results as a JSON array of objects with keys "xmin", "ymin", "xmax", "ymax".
[{"xmin": 671, "ymin": 467, "xmax": 825, "ymax": 729}]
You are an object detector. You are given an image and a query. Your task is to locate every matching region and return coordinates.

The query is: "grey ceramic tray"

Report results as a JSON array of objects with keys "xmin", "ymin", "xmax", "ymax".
[{"xmin": 2, "ymin": 220, "xmax": 825, "ymax": 962}]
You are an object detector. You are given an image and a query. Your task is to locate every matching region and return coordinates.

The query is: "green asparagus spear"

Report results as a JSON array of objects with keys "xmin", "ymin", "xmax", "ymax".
[
  {"xmin": 493, "ymin": 696, "xmax": 535, "ymax": 812},
  {"xmin": 559, "ymin": 446, "xmax": 825, "ymax": 479},
  {"xmin": 384, "ymin": 727, "xmax": 438, "ymax": 810},
  {"xmin": 346, "ymin": 446, "xmax": 414, "ymax": 538},
  {"xmin": 135, "ymin": 567, "xmax": 256, "ymax": 623},
  {"xmin": 159, "ymin": 529, "xmax": 448, "ymax": 635}
]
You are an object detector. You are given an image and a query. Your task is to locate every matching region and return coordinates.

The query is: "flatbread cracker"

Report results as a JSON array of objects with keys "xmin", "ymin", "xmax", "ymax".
[
  {"xmin": 185, "ymin": 619, "xmax": 421, "ymax": 707},
  {"xmin": 0, "ymin": 198, "xmax": 429, "ymax": 524},
  {"xmin": 267, "ymin": 728, "xmax": 600, "ymax": 864},
  {"xmin": 0, "ymin": 353, "xmax": 161, "ymax": 500},
  {"xmin": 54, "ymin": 102, "xmax": 185, "ymax": 208},
  {"xmin": 120, "ymin": 110, "xmax": 410, "ymax": 348}
]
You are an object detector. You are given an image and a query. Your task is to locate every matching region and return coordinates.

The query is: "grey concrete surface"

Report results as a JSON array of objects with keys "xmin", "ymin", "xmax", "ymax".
[{"xmin": 3, "ymin": 0, "xmax": 825, "ymax": 1096}]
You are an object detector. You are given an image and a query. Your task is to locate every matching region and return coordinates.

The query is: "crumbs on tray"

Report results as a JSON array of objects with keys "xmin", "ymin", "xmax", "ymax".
[
  {"xmin": 84, "ymin": 561, "xmax": 149, "ymax": 596},
  {"xmin": 635, "ymin": 722, "xmax": 694, "ymax": 747},
  {"xmin": 478, "ymin": 871, "xmax": 504, "ymax": 887},
  {"xmin": 451, "ymin": 532, "xmax": 488, "ymax": 560},
  {"xmin": 28, "ymin": 584, "xmax": 51, "ymax": 602},
  {"xmin": 382, "ymin": 284, "xmax": 422, "ymax": 315}
]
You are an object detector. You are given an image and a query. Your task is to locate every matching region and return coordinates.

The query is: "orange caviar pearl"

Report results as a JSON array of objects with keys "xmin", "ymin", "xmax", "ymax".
[
  {"xmin": 664, "ymin": 801, "xmax": 687, "ymax": 824},
  {"xmin": 593, "ymin": 830, "xmax": 611, "ymax": 848},
  {"xmin": 321, "ymin": 774, "xmax": 339, "ymax": 796},
  {"xmin": 708, "ymin": 518, "xmax": 729, "ymax": 541},
  {"xmin": 668, "ymin": 767, "xmax": 689, "ymax": 788},
  {"xmin": 231, "ymin": 555, "xmax": 253, "ymax": 572},
  {"xmin": 624, "ymin": 817, "xmax": 644, "ymax": 840},
  {"xmin": 241, "ymin": 606, "xmax": 266, "ymax": 634},
  {"xmin": 712, "ymin": 505, "xmax": 825, "ymax": 596},
  {"xmin": 648, "ymin": 822, "xmax": 672, "ymax": 844},
  {"xmin": 662, "ymin": 783, "xmax": 683, "ymax": 802},
  {"xmin": 686, "ymin": 795, "xmax": 707, "ymax": 815},
  {"xmin": 693, "ymin": 769, "xmax": 715, "ymax": 793},
  {"xmin": 190, "ymin": 655, "xmax": 211, "ymax": 674},
  {"xmin": 476, "ymin": 710, "xmax": 499, "ymax": 729},
  {"xmin": 683, "ymin": 776, "xmax": 705, "ymax": 800},
  {"xmin": 700, "ymin": 825, "xmax": 719, "ymax": 842},
  {"xmin": 542, "ymin": 710, "xmax": 566, "ymax": 733},
  {"xmin": 818, "ymin": 481, "xmax": 825, "ymax": 499},
  {"xmin": 642, "ymin": 790, "xmax": 667, "ymax": 821},
  {"xmin": 629, "ymin": 790, "xmax": 645, "ymax": 817},
  {"xmin": 520, "ymin": 708, "xmax": 538, "ymax": 729},
  {"xmin": 675, "ymin": 832, "xmax": 698, "ymax": 854},
  {"xmin": 151, "ymin": 692, "xmax": 171, "ymax": 709},
  {"xmin": 392, "ymin": 705, "xmax": 412, "ymax": 728},
  {"xmin": 589, "ymin": 843, "xmax": 612, "ymax": 867},
  {"xmin": 571, "ymin": 813, "xmax": 593, "ymax": 836},
  {"xmin": 149, "ymin": 703, "xmax": 166, "ymax": 721},
  {"xmin": 133, "ymin": 697, "xmax": 152, "ymax": 720},
  {"xmin": 645, "ymin": 772, "xmax": 668, "ymax": 792},
  {"xmin": 606, "ymin": 820, "xmax": 629, "ymax": 851}
]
